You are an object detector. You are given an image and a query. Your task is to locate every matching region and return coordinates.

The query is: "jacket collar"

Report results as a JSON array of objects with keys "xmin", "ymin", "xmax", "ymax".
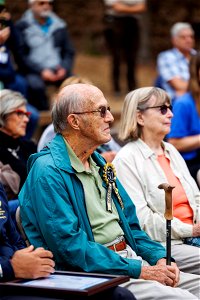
[
  {"xmin": 135, "ymin": 138, "xmax": 171, "ymax": 160},
  {"xmin": 49, "ymin": 134, "xmax": 106, "ymax": 173}
]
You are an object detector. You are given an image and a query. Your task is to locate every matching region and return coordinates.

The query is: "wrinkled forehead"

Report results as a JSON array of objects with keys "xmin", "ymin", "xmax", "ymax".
[
  {"xmin": 83, "ymin": 87, "xmax": 106, "ymax": 108},
  {"xmin": 59, "ymin": 84, "xmax": 106, "ymax": 107}
]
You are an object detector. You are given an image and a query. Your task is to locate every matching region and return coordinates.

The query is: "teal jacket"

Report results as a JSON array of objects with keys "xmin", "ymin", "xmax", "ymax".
[{"xmin": 19, "ymin": 134, "xmax": 167, "ymax": 279}]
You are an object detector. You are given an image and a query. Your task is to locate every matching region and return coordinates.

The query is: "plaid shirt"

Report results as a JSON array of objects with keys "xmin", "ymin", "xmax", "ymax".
[{"xmin": 157, "ymin": 48, "xmax": 196, "ymax": 100}]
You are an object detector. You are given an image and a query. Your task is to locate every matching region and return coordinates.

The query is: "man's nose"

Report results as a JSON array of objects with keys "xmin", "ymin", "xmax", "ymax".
[{"xmin": 106, "ymin": 109, "xmax": 114, "ymax": 123}]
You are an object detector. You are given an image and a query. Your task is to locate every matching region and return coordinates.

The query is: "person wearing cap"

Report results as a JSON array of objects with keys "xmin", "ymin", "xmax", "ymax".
[
  {"xmin": 156, "ymin": 22, "xmax": 196, "ymax": 101},
  {"xmin": 15, "ymin": 0, "xmax": 75, "ymax": 110}
]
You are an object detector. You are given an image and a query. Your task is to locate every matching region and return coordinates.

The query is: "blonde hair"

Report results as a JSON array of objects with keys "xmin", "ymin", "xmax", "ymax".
[
  {"xmin": 119, "ymin": 87, "xmax": 171, "ymax": 141},
  {"xmin": 59, "ymin": 76, "xmax": 92, "ymax": 91}
]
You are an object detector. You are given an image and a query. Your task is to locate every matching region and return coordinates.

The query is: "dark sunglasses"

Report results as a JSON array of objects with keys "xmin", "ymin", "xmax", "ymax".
[
  {"xmin": 14, "ymin": 109, "xmax": 31, "ymax": 119},
  {"xmin": 139, "ymin": 104, "xmax": 172, "ymax": 115},
  {"xmin": 72, "ymin": 106, "xmax": 111, "ymax": 118}
]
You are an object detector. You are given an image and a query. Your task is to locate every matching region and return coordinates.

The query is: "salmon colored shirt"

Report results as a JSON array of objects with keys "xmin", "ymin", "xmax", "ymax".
[{"xmin": 157, "ymin": 154, "xmax": 193, "ymax": 224}]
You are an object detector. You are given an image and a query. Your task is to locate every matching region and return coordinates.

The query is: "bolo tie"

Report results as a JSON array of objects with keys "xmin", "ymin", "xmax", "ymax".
[{"xmin": 103, "ymin": 163, "xmax": 124, "ymax": 213}]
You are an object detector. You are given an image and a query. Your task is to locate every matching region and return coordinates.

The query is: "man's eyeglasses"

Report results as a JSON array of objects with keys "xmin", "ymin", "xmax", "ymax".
[
  {"xmin": 13, "ymin": 109, "xmax": 31, "ymax": 119},
  {"xmin": 138, "ymin": 104, "xmax": 172, "ymax": 115},
  {"xmin": 72, "ymin": 106, "xmax": 111, "ymax": 118}
]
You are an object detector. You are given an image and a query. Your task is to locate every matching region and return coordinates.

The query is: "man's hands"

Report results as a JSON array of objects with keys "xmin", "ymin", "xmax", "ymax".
[
  {"xmin": 139, "ymin": 258, "xmax": 180, "ymax": 287},
  {"xmin": 41, "ymin": 67, "xmax": 66, "ymax": 82},
  {"xmin": 11, "ymin": 245, "xmax": 55, "ymax": 279},
  {"xmin": 0, "ymin": 26, "xmax": 10, "ymax": 44}
]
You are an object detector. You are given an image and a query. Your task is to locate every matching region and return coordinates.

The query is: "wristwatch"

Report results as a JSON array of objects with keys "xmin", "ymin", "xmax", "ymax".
[{"xmin": 0, "ymin": 264, "xmax": 3, "ymax": 278}]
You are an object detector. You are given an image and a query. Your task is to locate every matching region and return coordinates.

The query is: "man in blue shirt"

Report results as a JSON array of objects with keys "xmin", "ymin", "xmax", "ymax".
[{"xmin": 157, "ymin": 22, "xmax": 196, "ymax": 101}]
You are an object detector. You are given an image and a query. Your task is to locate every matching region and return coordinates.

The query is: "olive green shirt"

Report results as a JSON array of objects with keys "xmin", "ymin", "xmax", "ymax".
[{"xmin": 64, "ymin": 138, "xmax": 124, "ymax": 244}]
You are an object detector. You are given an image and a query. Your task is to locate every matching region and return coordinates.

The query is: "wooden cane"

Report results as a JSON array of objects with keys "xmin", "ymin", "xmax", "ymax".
[{"xmin": 158, "ymin": 183, "xmax": 175, "ymax": 265}]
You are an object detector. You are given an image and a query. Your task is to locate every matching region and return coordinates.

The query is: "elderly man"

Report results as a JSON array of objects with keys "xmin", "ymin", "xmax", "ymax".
[
  {"xmin": 16, "ymin": 0, "xmax": 75, "ymax": 110},
  {"xmin": 19, "ymin": 83, "xmax": 200, "ymax": 299},
  {"xmin": 157, "ymin": 22, "xmax": 196, "ymax": 101}
]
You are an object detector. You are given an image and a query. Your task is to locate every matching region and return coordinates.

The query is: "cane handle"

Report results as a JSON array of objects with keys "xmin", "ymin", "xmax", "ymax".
[{"xmin": 158, "ymin": 183, "xmax": 175, "ymax": 220}]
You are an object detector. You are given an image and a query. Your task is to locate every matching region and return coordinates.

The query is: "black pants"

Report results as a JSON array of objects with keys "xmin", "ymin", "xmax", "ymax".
[
  {"xmin": 104, "ymin": 15, "xmax": 140, "ymax": 93},
  {"xmin": 0, "ymin": 286, "xmax": 136, "ymax": 300}
]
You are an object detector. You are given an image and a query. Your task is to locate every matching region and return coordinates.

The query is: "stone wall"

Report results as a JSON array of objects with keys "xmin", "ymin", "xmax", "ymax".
[{"xmin": 5, "ymin": 0, "xmax": 200, "ymax": 62}]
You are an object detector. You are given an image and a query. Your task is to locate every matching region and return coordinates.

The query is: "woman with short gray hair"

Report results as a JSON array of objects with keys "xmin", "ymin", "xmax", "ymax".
[
  {"xmin": 0, "ymin": 90, "xmax": 27, "ymax": 127},
  {"xmin": 113, "ymin": 86, "xmax": 200, "ymax": 275},
  {"xmin": 0, "ymin": 89, "xmax": 37, "ymax": 195}
]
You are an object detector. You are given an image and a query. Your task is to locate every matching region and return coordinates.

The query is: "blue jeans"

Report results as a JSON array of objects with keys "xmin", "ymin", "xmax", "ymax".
[
  {"xmin": 25, "ymin": 104, "xmax": 40, "ymax": 140},
  {"xmin": 184, "ymin": 237, "xmax": 200, "ymax": 248},
  {"xmin": 8, "ymin": 199, "xmax": 19, "ymax": 227}
]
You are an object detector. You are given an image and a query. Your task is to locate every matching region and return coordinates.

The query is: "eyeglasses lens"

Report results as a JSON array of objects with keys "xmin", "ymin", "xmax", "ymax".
[
  {"xmin": 160, "ymin": 105, "xmax": 172, "ymax": 115},
  {"xmin": 15, "ymin": 110, "xmax": 31, "ymax": 119},
  {"xmin": 99, "ymin": 106, "xmax": 109, "ymax": 117}
]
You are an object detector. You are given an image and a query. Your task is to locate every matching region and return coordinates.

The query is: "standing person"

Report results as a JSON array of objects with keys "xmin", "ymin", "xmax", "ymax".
[
  {"xmin": 19, "ymin": 83, "xmax": 200, "ymax": 299},
  {"xmin": 103, "ymin": 0, "xmax": 146, "ymax": 95},
  {"xmin": 113, "ymin": 87, "xmax": 200, "ymax": 265},
  {"xmin": 167, "ymin": 52, "xmax": 200, "ymax": 187},
  {"xmin": 0, "ymin": 0, "xmax": 39, "ymax": 139},
  {"xmin": 0, "ymin": 183, "xmax": 134, "ymax": 300},
  {"xmin": 157, "ymin": 22, "xmax": 196, "ymax": 101},
  {"xmin": 16, "ymin": 0, "xmax": 75, "ymax": 110}
]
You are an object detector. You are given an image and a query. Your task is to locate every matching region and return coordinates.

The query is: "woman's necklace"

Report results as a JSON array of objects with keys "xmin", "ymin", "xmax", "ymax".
[{"xmin": 7, "ymin": 146, "xmax": 20, "ymax": 159}]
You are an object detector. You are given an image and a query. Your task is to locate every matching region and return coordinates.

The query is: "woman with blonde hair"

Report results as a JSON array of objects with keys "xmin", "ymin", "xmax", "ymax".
[{"xmin": 113, "ymin": 87, "xmax": 200, "ymax": 275}]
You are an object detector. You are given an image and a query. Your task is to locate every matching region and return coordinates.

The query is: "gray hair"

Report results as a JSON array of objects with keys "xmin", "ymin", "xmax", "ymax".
[
  {"xmin": 0, "ymin": 89, "xmax": 27, "ymax": 127},
  {"xmin": 28, "ymin": 0, "xmax": 53, "ymax": 4},
  {"xmin": 52, "ymin": 83, "xmax": 99, "ymax": 133},
  {"xmin": 170, "ymin": 22, "xmax": 194, "ymax": 37},
  {"xmin": 119, "ymin": 87, "xmax": 171, "ymax": 141}
]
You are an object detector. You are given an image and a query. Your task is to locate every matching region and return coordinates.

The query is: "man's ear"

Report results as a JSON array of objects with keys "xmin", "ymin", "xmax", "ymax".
[
  {"xmin": 136, "ymin": 111, "xmax": 144, "ymax": 126},
  {"xmin": 67, "ymin": 114, "xmax": 80, "ymax": 130}
]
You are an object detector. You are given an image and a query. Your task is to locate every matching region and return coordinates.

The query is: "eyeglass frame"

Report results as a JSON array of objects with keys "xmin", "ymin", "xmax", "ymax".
[
  {"xmin": 138, "ymin": 104, "xmax": 172, "ymax": 115},
  {"xmin": 12, "ymin": 109, "xmax": 31, "ymax": 119},
  {"xmin": 72, "ymin": 106, "xmax": 111, "ymax": 118}
]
